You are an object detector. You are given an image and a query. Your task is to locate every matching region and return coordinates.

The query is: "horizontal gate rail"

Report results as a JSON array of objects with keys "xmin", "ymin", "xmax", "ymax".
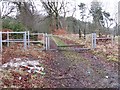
[
  {"xmin": 0, "ymin": 31, "xmax": 46, "ymax": 52},
  {"xmin": 0, "ymin": 31, "xmax": 27, "ymax": 52},
  {"xmin": 92, "ymin": 33, "xmax": 114, "ymax": 49},
  {"xmin": 57, "ymin": 44, "xmax": 85, "ymax": 47}
]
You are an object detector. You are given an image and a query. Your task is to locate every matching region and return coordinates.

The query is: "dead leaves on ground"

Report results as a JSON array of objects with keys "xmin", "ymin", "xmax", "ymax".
[{"xmin": 2, "ymin": 43, "xmax": 52, "ymax": 64}]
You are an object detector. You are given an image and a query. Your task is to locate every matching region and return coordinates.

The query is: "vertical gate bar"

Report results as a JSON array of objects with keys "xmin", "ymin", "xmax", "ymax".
[
  {"xmin": 92, "ymin": 33, "xmax": 96, "ymax": 49},
  {"xmin": 24, "ymin": 31, "xmax": 27, "ymax": 50},
  {"xmin": 43, "ymin": 33, "xmax": 45, "ymax": 50},
  {"xmin": 0, "ymin": 32, "xmax": 2, "ymax": 65},
  {"xmin": 94, "ymin": 33, "xmax": 96, "ymax": 48},
  {"xmin": 0, "ymin": 32, "xmax": 2, "ymax": 52},
  {"xmin": 45, "ymin": 33, "xmax": 48, "ymax": 50},
  {"xmin": 7, "ymin": 31, "xmax": 9, "ymax": 47},
  {"xmin": 27, "ymin": 31, "xmax": 30, "ymax": 47}
]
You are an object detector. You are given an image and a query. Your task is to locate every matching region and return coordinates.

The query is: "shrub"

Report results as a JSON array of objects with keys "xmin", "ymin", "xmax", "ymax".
[
  {"xmin": 2, "ymin": 18, "xmax": 26, "ymax": 39},
  {"xmin": 2, "ymin": 18, "xmax": 26, "ymax": 32},
  {"xmin": 52, "ymin": 29, "xmax": 67, "ymax": 35}
]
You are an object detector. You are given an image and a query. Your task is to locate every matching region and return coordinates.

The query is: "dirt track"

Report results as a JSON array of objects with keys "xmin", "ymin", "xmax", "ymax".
[
  {"xmin": 44, "ymin": 50, "xmax": 118, "ymax": 88},
  {"xmin": 44, "ymin": 38, "xmax": 119, "ymax": 88},
  {"xmin": 0, "ymin": 37, "xmax": 119, "ymax": 88}
]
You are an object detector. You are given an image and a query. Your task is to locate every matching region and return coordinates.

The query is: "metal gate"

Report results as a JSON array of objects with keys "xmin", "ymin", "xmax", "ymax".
[
  {"xmin": 51, "ymin": 34, "xmax": 90, "ymax": 52},
  {"xmin": 45, "ymin": 34, "xmax": 58, "ymax": 50},
  {"xmin": 0, "ymin": 31, "xmax": 46, "ymax": 52}
]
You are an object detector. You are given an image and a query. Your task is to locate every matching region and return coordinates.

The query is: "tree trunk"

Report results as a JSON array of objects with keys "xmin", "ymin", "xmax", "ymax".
[
  {"xmin": 79, "ymin": 28, "xmax": 81, "ymax": 39},
  {"xmin": 84, "ymin": 29, "xmax": 86, "ymax": 39}
]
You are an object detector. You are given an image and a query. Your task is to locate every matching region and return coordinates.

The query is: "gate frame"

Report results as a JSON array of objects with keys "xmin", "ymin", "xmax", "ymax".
[
  {"xmin": 91, "ymin": 33, "xmax": 114, "ymax": 49},
  {"xmin": 0, "ymin": 31, "xmax": 28, "ymax": 52},
  {"xmin": 0, "ymin": 31, "xmax": 47, "ymax": 52}
]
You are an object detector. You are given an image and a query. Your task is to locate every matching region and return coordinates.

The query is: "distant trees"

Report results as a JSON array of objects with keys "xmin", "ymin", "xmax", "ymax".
[
  {"xmin": 13, "ymin": 1, "xmax": 36, "ymax": 31},
  {"xmin": 113, "ymin": 13, "xmax": 118, "ymax": 36},
  {"xmin": 1, "ymin": 0, "xmax": 48, "ymax": 32},
  {"xmin": 2, "ymin": 17, "xmax": 25, "ymax": 32},
  {"xmin": 78, "ymin": 3, "xmax": 87, "ymax": 39},
  {"xmin": 90, "ymin": 1, "xmax": 103, "ymax": 36},
  {"xmin": 102, "ymin": 11, "xmax": 114, "ymax": 32},
  {"xmin": 0, "ymin": 0, "xmax": 116, "ymax": 36},
  {"xmin": 0, "ymin": 1, "xmax": 16, "ymax": 19},
  {"xmin": 40, "ymin": 0, "xmax": 65, "ymax": 31},
  {"xmin": 78, "ymin": 3, "xmax": 86, "ymax": 22},
  {"xmin": 0, "ymin": 1, "xmax": 36, "ymax": 31},
  {"xmin": 89, "ymin": 1, "xmax": 115, "ymax": 37}
]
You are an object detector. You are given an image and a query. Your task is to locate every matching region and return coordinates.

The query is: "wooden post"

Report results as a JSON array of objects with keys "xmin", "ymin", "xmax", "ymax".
[
  {"xmin": 92, "ymin": 33, "xmax": 96, "ymax": 49},
  {"xmin": 79, "ymin": 28, "xmax": 81, "ymax": 39},
  {"xmin": 0, "ymin": 32, "xmax": 2, "ymax": 52}
]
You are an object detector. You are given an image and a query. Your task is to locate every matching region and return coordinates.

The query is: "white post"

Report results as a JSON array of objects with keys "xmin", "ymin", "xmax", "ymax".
[
  {"xmin": 7, "ymin": 31, "xmax": 9, "ymax": 47},
  {"xmin": 24, "ymin": 31, "xmax": 27, "ymax": 50},
  {"xmin": 45, "ymin": 33, "xmax": 48, "ymax": 50},
  {"xmin": 92, "ymin": 33, "xmax": 96, "ymax": 49},
  {"xmin": 43, "ymin": 33, "xmax": 45, "ymax": 50},
  {"xmin": 0, "ymin": 32, "xmax": 2, "ymax": 52},
  {"xmin": 27, "ymin": 31, "xmax": 30, "ymax": 47}
]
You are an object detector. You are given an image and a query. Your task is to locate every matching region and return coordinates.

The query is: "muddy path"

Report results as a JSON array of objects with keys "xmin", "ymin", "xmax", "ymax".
[
  {"xmin": 0, "ymin": 37, "xmax": 118, "ymax": 88},
  {"xmin": 45, "ymin": 50, "xmax": 118, "ymax": 88},
  {"xmin": 44, "ymin": 38, "xmax": 119, "ymax": 88}
]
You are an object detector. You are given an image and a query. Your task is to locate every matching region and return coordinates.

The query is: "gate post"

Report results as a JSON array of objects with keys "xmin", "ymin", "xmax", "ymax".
[
  {"xmin": 45, "ymin": 33, "xmax": 50, "ymax": 50},
  {"xmin": 27, "ymin": 31, "xmax": 30, "ymax": 47},
  {"xmin": 43, "ymin": 33, "xmax": 45, "ymax": 50},
  {"xmin": 45, "ymin": 33, "xmax": 48, "ymax": 50},
  {"xmin": 92, "ymin": 33, "xmax": 96, "ymax": 49},
  {"xmin": 7, "ymin": 31, "xmax": 9, "ymax": 47},
  {"xmin": 0, "ymin": 32, "xmax": 2, "ymax": 65},
  {"xmin": 0, "ymin": 32, "xmax": 2, "ymax": 52},
  {"xmin": 24, "ymin": 31, "xmax": 27, "ymax": 50}
]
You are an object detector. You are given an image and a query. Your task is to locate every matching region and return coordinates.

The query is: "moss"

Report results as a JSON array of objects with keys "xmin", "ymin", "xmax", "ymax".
[
  {"xmin": 62, "ymin": 51, "xmax": 89, "ymax": 66},
  {"xmin": 53, "ymin": 36, "xmax": 66, "ymax": 46}
]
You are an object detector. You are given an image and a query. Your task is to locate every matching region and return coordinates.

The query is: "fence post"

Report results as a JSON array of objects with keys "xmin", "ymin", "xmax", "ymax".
[
  {"xmin": 43, "ymin": 33, "xmax": 45, "ymax": 50},
  {"xmin": 24, "ymin": 31, "xmax": 27, "ymax": 50},
  {"xmin": 7, "ymin": 31, "xmax": 9, "ymax": 47},
  {"xmin": 27, "ymin": 31, "xmax": 30, "ymax": 47},
  {"xmin": 92, "ymin": 33, "xmax": 96, "ymax": 49},
  {"xmin": 0, "ymin": 32, "xmax": 2, "ymax": 52},
  {"xmin": 45, "ymin": 33, "xmax": 48, "ymax": 50}
]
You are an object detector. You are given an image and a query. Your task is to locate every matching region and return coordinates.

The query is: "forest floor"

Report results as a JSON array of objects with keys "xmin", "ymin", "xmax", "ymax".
[{"xmin": 0, "ymin": 34, "xmax": 119, "ymax": 88}]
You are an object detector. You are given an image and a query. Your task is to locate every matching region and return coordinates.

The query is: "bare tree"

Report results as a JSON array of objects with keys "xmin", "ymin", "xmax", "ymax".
[
  {"xmin": 40, "ymin": 0, "xmax": 65, "ymax": 31},
  {"xmin": 12, "ymin": 1, "xmax": 36, "ymax": 31},
  {"xmin": 1, "ymin": 1, "xmax": 16, "ymax": 19},
  {"xmin": 78, "ymin": 3, "xmax": 87, "ymax": 39}
]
